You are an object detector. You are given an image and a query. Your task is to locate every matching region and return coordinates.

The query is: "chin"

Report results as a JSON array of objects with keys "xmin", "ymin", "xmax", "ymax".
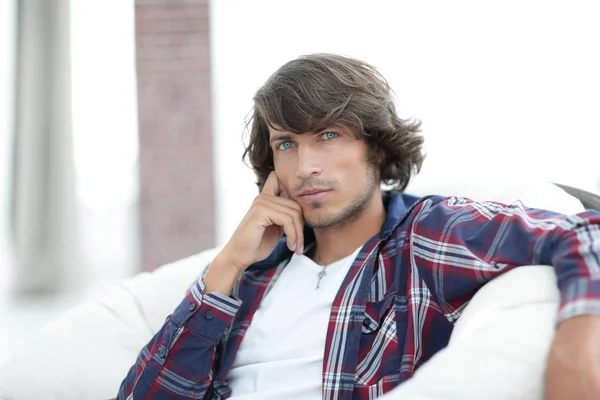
[
  {"xmin": 303, "ymin": 213, "xmax": 326, "ymax": 229},
  {"xmin": 304, "ymin": 212, "xmax": 342, "ymax": 230}
]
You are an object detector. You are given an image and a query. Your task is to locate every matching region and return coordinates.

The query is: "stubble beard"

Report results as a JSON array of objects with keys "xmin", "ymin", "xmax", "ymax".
[{"xmin": 304, "ymin": 162, "xmax": 378, "ymax": 229}]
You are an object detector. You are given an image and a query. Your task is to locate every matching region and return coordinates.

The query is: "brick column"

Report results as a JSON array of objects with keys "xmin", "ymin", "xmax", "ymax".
[{"xmin": 135, "ymin": 0, "xmax": 215, "ymax": 271}]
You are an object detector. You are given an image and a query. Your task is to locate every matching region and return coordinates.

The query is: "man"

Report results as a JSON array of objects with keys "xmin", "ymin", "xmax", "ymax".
[{"xmin": 118, "ymin": 54, "xmax": 600, "ymax": 399}]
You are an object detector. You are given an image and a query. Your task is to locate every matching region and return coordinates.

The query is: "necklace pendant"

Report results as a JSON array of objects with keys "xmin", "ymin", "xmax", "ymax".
[{"xmin": 316, "ymin": 269, "xmax": 327, "ymax": 290}]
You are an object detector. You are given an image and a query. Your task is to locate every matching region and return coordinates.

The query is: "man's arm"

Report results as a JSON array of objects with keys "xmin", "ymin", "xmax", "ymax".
[
  {"xmin": 117, "ymin": 171, "xmax": 303, "ymax": 399},
  {"xmin": 408, "ymin": 195, "xmax": 600, "ymax": 398},
  {"xmin": 408, "ymin": 195, "xmax": 600, "ymax": 322},
  {"xmin": 117, "ymin": 255, "xmax": 242, "ymax": 400}
]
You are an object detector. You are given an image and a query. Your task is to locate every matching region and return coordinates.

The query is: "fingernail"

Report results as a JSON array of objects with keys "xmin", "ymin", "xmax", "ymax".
[
  {"xmin": 298, "ymin": 245, "xmax": 304, "ymax": 255},
  {"xmin": 290, "ymin": 243, "xmax": 296, "ymax": 251}
]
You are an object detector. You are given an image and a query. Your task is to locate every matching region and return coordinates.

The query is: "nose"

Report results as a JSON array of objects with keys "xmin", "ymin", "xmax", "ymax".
[{"xmin": 295, "ymin": 145, "xmax": 322, "ymax": 179}]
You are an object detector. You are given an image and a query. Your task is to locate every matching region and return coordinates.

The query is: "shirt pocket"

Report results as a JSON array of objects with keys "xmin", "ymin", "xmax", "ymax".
[{"xmin": 354, "ymin": 293, "xmax": 401, "ymax": 387}]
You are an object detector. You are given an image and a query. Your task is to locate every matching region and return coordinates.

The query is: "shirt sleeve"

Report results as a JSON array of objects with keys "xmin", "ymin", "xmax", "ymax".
[
  {"xmin": 407, "ymin": 195, "xmax": 600, "ymax": 325},
  {"xmin": 117, "ymin": 277, "xmax": 242, "ymax": 399}
]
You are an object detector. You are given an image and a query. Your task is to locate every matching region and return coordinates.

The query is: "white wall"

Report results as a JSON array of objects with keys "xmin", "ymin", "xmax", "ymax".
[
  {"xmin": 210, "ymin": 0, "xmax": 600, "ymax": 245},
  {"xmin": 71, "ymin": 0, "xmax": 139, "ymax": 210},
  {"xmin": 70, "ymin": 0, "xmax": 139, "ymax": 290}
]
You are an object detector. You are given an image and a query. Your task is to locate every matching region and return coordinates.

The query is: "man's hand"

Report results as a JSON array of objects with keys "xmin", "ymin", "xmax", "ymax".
[
  {"xmin": 222, "ymin": 171, "xmax": 304, "ymax": 269},
  {"xmin": 203, "ymin": 171, "xmax": 304, "ymax": 295},
  {"xmin": 545, "ymin": 315, "xmax": 600, "ymax": 399}
]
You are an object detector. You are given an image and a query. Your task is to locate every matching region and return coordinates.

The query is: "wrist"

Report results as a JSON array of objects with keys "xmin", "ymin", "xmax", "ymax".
[
  {"xmin": 202, "ymin": 251, "xmax": 244, "ymax": 296},
  {"xmin": 551, "ymin": 315, "xmax": 600, "ymax": 361},
  {"xmin": 557, "ymin": 314, "xmax": 600, "ymax": 335},
  {"xmin": 215, "ymin": 247, "xmax": 249, "ymax": 273}
]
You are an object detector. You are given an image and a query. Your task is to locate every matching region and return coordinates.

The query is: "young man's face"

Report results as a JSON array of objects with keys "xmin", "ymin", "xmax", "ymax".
[{"xmin": 268, "ymin": 125, "xmax": 379, "ymax": 229}]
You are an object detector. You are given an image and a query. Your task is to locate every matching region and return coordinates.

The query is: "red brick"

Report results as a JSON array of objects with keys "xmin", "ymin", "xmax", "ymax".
[{"xmin": 135, "ymin": 0, "xmax": 215, "ymax": 271}]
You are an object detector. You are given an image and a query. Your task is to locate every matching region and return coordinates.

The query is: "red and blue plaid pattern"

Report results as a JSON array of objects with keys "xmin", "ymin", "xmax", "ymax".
[{"xmin": 118, "ymin": 193, "xmax": 600, "ymax": 399}]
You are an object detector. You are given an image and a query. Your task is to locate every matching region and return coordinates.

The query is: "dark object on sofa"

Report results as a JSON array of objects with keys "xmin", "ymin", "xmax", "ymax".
[{"xmin": 554, "ymin": 183, "xmax": 600, "ymax": 212}]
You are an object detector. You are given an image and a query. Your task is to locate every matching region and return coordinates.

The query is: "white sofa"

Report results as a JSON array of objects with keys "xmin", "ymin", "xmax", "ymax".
[{"xmin": 0, "ymin": 180, "xmax": 585, "ymax": 400}]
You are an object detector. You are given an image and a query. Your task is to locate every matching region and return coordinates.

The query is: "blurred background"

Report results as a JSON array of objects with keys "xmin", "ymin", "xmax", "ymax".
[{"xmin": 0, "ymin": 0, "xmax": 599, "ymax": 365}]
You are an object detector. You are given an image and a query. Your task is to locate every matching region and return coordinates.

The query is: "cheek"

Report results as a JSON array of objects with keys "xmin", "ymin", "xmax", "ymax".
[
  {"xmin": 273, "ymin": 154, "xmax": 287, "ymax": 173},
  {"xmin": 338, "ymin": 150, "xmax": 365, "ymax": 171},
  {"xmin": 340, "ymin": 153, "xmax": 373, "ymax": 185},
  {"xmin": 273, "ymin": 155, "xmax": 294, "ymax": 185}
]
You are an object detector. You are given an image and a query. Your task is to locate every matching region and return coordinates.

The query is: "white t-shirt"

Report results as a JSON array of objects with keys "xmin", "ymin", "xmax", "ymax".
[{"xmin": 227, "ymin": 247, "xmax": 362, "ymax": 399}]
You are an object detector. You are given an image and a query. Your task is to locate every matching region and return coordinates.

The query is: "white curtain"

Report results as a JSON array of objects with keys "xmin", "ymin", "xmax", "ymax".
[
  {"xmin": 10, "ymin": 0, "xmax": 80, "ymax": 295},
  {"xmin": 0, "ymin": 0, "xmax": 16, "ymax": 299}
]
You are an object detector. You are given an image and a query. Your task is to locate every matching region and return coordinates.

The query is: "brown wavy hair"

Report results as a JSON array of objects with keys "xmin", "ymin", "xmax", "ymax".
[{"xmin": 242, "ymin": 53, "xmax": 425, "ymax": 192}]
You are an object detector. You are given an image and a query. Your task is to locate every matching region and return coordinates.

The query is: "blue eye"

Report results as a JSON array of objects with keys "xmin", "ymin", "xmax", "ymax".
[
  {"xmin": 277, "ymin": 141, "xmax": 294, "ymax": 151},
  {"xmin": 322, "ymin": 131, "xmax": 339, "ymax": 140}
]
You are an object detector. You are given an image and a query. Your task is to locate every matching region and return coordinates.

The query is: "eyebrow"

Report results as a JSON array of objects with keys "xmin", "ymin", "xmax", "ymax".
[
  {"xmin": 268, "ymin": 127, "xmax": 343, "ymax": 145},
  {"xmin": 269, "ymin": 133, "xmax": 296, "ymax": 145}
]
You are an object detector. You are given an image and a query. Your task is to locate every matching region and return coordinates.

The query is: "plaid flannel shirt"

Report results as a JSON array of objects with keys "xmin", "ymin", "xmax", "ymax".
[{"xmin": 117, "ymin": 192, "xmax": 600, "ymax": 399}]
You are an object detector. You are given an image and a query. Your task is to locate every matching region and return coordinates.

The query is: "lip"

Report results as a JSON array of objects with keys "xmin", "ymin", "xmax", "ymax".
[{"xmin": 297, "ymin": 189, "xmax": 331, "ymax": 201}]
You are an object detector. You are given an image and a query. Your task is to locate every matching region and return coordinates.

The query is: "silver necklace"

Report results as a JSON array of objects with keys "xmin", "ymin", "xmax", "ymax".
[{"xmin": 314, "ymin": 252, "xmax": 327, "ymax": 290}]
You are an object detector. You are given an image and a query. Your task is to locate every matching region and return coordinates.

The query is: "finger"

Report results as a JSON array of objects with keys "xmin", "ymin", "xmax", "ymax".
[
  {"xmin": 261, "ymin": 208, "xmax": 298, "ymax": 252},
  {"xmin": 261, "ymin": 171, "xmax": 281, "ymax": 196},
  {"xmin": 267, "ymin": 194, "xmax": 303, "ymax": 213},
  {"xmin": 259, "ymin": 196, "xmax": 304, "ymax": 254},
  {"xmin": 256, "ymin": 198, "xmax": 304, "ymax": 254}
]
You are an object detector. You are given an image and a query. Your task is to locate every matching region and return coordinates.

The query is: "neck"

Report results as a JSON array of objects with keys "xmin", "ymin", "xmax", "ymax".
[{"xmin": 312, "ymin": 188, "xmax": 386, "ymax": 265}]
